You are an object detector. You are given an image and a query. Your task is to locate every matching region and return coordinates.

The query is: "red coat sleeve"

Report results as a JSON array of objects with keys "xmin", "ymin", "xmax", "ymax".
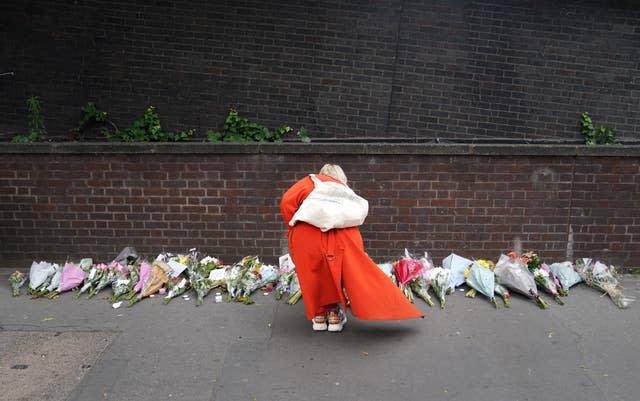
[{"xmin": 280, "ymin": 176, "xmax": 314, "ymax": 226}]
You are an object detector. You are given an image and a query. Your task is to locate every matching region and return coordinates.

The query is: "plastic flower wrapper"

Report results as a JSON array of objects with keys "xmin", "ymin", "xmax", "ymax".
[
  {"xmin": 494, "ymin": 283, "xmax": 511, "ymax": 308},
  {"xmin": 550, "ymin": 261, "xmax": 582, "ymax": 294},
  {"xmin": 285, "ymin": 272, "xmax": 302, "ymax": 305},
  {"xmin": 442, "ymin": 253, "xmax": 473, "ymax": 291},
  {"xmin": 409, "ymin": 275, "xmax": 434, "ymax": 307},
  {"xmin": 133, "ymin": 261, "xmax": 153, "ymax": 293},
  {"xmin": 140, "ymin": 261, "xmax": 171, "ymax": 298},
  {"xmin": 9, "ymin": 271, "xmax": 27, "ymax": 296},
  {"xmin": 31, "ymin": 262, "xmax": 61, "ymax": 298},
  {"xmin": 376, "ymin": 262, "xmax": 398, "ymax": 285},
  {"xmin": 425, "ymin": 267, "xmax": 451, "ymax": 309},
  {"xmin": 47, "ymin": 262, "xmax": 86, "ymax": 298},
  {"xmin": 163, "ymin": 275, "xmax": 191, "ymax": 304},
  {"xmin": 464, "ymin": 261, "xmax": 499, "ymax": 308},
  {"xmin": 44, "ymin": 263, "xmax": 63, "ymax": 295},
  {"xmin": 113, "ymin": 246, "xmax": 139, "ymax": 265},
  {"xmin": 575, "ymin": 259, "xmax": 635, "ymax": 309},
  {"xmin": 28, "ymin": 261, "xmax": 56, "ymax": 294},
  {"xmin": 128, "ymin": 261, "xmax": 171, "ymax": 307},
  {"xmin": 495, "ymin": 253, "xmax": 548, "ymax": 309}
]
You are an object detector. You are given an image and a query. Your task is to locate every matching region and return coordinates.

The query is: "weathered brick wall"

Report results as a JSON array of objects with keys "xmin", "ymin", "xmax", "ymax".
[
  {"xmin": 1, "ymin": 1, "xmax": 639, "ymax": 142},
  {"xmin": 1, "ymin": 143, "xmax": 639, "ymax": 268}
]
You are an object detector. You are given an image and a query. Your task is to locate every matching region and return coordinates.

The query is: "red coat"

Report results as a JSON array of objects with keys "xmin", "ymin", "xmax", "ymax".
[{"xmin": 280, "ymin": 174, "xmax": 424, "ymax": 321}]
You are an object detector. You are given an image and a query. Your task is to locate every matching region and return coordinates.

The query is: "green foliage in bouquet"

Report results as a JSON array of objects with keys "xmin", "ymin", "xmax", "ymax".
[
  {"xmin": 580, "ymin": 112, "xmax": 616, "ymax": 145},
  {"xmin": 207, "ymin": 108, "xmax": 310, "ymax": 143},
  {"xmin": 12, "ymin": 96, "xmax": 47, "ymax": 143},
  {"xmin": 106, "ymin": 106, "xmax": 194, "ymax": 142}
]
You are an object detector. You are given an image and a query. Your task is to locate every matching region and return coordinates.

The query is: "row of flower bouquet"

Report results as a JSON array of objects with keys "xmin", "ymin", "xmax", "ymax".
[
  {"xmin": 7, "ymin": 247, "xmax": 303, "ymax": 308},
  {"xmin": 7, "ymin": 247, "xmax": 635, "ymax": 310},
  {"xmin": 378, "ymin": 249, "xmax": 634, "ymax": 310}
]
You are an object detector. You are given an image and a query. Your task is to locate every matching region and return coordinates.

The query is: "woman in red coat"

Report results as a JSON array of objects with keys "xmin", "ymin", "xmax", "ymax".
[{"xmin": 280, "ymin": 164, "xmax": 423, "ymax": 332}]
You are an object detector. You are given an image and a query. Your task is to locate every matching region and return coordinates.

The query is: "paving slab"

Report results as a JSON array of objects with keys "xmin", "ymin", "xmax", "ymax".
[{"xmin": 0, "ymin": 330, "xmax": 115, "ymax": 401}]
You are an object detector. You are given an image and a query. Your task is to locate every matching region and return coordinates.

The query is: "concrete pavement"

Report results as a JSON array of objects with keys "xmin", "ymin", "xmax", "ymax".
[{"xmin": 1, "ymin": 268, "xmax": 639, "ymax": 401}]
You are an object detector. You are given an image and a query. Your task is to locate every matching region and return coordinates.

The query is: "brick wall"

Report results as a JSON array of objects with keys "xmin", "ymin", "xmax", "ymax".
[
  {"xmin": 1, "ymin": 143, "xmax": 639, "ymax": 269},
  {"xmin": 1, "ymin": 1, "xmax": 639, "ymax": 142}
]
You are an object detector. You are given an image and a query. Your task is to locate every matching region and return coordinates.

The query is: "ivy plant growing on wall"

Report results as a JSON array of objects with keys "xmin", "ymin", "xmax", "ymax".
[
  {"xmin": 207, "ymin": 108, "xmax": 310, "ymax": 143},
  {"xmin": 106, "ymin": 106, "xmax": 193, "ymax": 142},
  {"xmin": 580, "ymin": 112, "xmax": 616, "ymax": 145},
  {"xmin": 11, "ymin": 96, "xmax": 46, "ymax": 143},
  {"xmin": 71, "ymin": 102, "xmax": 119, "ymax": 140}
]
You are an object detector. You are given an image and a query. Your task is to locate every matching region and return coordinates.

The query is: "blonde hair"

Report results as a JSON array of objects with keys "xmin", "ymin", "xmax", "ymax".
[{"xmin": 319, "ymin": 163, "xmax": 348, "ymax": 185}]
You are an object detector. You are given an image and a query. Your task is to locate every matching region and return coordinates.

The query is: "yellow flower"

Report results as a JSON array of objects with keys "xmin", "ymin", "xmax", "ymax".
[{"xmin": 477, "ymin": 259, "xmax": 495, "ymax": 270}]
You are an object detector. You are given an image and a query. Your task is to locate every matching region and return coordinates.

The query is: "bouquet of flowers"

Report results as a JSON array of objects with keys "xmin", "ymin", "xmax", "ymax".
[
  {"xmin": 87, "ymin": 262, "xmax": 120, "ymax": 299},
  {"xmin": 549, "ymin": 261, "xmax": 582, "ymax": 294},
  {"xmin": 42, "ymin": 263, "xmax": 64, "ymax": 297},
  {"xmin": 110, "ymin": 262, "xmax": 137, "ymax": 302},
  {"xmin": 128, "ymin": 262, "xmax": 171, "ymax": 307},
  {"xmin": 285, "ymin": 272, "xmax": 302, "ymax": 305},
  {"xmin": 76, "ymin": 261, "xmax": 105, "ymax": 298},
  {"xmin": 464, "ymin": 261, "xmax": 499, "ymax": 308},
  {"xmin": 541, "ymin": 263, "xmax": 568, "ymax": 296},
  {"xmin": 130, "ymin": 260, "xmax": 153, "ymax": 294},
  {"xmin": 275, "ymin": 254, "xmax": 296, "ymax": 300},
  {"xmin": 163, "ymin": 275, "xmax": 191, "ymax": 304},
  {"xmin": 225, "ymin": 256, "xmax": 257, "ymax": 300},
  {"xmin": 409, "ymin": 275, "xmax": 434, "ymax": 307},
  {"xmin": 521, "ymin": 252, "xmax": 564, "ymax": 305},
  {"xmin": 117, "ymin": 262, "xmax": 143, "ymax": 302},
  {"xmin": 9, "ymin": 271, "xmax": 27, "ymax": 296},
  {"xmin": 27, "ymin": 261, "xmax": 57, "ymax": 296},
  {"xmin": 463, "ymin": 259, "xmax": 495, "ymax": 297},
  {"xmin": 180, "ymin": 255, "xmax": 217, "ymax": 306},
  {"xmin": 187, "ymin": 268, "xmax": 211, "ymax": 306},
  {"xmin": 425, "ymin": 267, "xmax": 451, "ymax": 309},
  {"xmin": 275, "ymin": 269, "xmax": 295, "ymax": 300},
  {"xmin": 394, "ymin": 259, "xmax": 423, "ymax": 302},
  {"xmin": 575, "ymin": 259, "xmax": 634, "ymax": 309},
  {"xmin": 495, "ymin": 253, "xmax": 548, "ymax": 309},
  {"xmin": 442, "ymin": 253, "xmax": 473, "ymax": 292},
  {"xmin": 47, "ymin": 261, "xmax": 87, "ymax": 299},
  {"xmin": 494, "ymin": 283, "xmax": 512, "ymax": 308},
  {"xmin": 236, "ymin": 261, "xmax": 278, "ymax": 304}
]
